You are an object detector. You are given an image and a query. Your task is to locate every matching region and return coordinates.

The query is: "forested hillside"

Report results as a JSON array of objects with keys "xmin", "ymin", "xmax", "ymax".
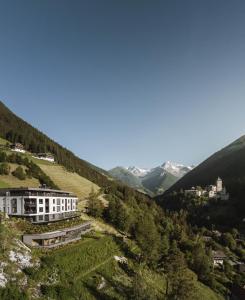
[
  {"xmin": 163, "ymin": 136, "xmax": 245, "ymax": 196},
  {"xmin": 0, "ymin": 101, "xmax": 109, "ymax": 187}
]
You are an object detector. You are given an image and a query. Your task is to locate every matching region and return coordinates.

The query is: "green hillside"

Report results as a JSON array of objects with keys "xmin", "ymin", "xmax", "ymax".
[
  {"xmin": 38, "ymin": 164, "xmax": 100, "ymax": 205},
  {"xmin": 0, "ymin": 163, "xmax": 40, "ymax": 188},
  {"xmin": 0, "ymin": 101, "xmax": 110, "ymax": 188},
  {"xmin": 0, "ymin": 136, "xmax": 102, "ymax": 208},
  {"xmin": 163, "ymin": 136, "xmax": 245, "ymax": 195}
]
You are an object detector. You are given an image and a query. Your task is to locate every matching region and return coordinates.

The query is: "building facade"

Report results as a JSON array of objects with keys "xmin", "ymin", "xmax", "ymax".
[
  {"xmin": 23, "ymin": 222, "xmax": 92, "ymax": 248},
  {"xmin": 0, "ymin": 187, "xmax": 79, "ymax": 223},
  {"xmin": 10, "ymin": 143, "xmax": 26, "ymax": 153}
]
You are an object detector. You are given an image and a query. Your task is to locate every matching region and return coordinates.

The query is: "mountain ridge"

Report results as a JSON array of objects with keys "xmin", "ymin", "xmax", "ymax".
[
  {"xmin": 161, "ymin": 135, "xmax": 245, "ymax": 195},
  {"xmin": 109, "ymin": 161, "xmax": 193, "ymax": 195}
]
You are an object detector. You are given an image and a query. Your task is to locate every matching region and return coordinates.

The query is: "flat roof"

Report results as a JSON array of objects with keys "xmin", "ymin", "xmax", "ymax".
[{"xmin": 0, "ymin": 187, "xmax": 77, "ymax": 197}]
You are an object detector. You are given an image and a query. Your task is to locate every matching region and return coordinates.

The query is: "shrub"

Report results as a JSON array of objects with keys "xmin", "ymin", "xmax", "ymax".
[
  {"xmin": 0, "ymin": 163, "xmax": 10, "ymax": 175},
  {"xmin": 12, "ymin": 166, "xmax": 26, "ymax": 180}
]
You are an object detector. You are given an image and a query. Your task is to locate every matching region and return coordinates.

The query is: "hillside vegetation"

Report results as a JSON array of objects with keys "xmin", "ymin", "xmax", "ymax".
[
  {"xmin": 38, "ymin": 164, "xmax": 100, "ymax": 201},
  {"xmin": 164, "ymin": 135, "xmax": 245, "ymax": 195},
  {"xmin": 0, "ymin": 102, "xmax": 238, "ymax": 299},
  {"xmin": 0, "ymin": 101, "xmax": 109, "ymax": 188},
  {"xmin": 156, "ymin": 136, "xmax": 245, "ymax": 229}
]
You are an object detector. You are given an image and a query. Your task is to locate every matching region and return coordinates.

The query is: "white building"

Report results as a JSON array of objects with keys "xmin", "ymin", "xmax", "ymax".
[
  {"xmin": 10, "ymin": 143, "xmax": 26, "ymax": 153},
  {"xmin": 33, "ymin": 153, "xmax": 55, "ymax": 163},
  {"xmin": 0, "ymin": 187, "xmax": 78, "ymax": 223},
  {"xmin": 212, "ymin": 250, "xmax": 226, "ymax": 267},
  {"xmin": 185, "ymin": 177, "xmax": 229, "ymax": 200},
  {"xmin": 185, "ymin": 187, "xmax": 203, "ymax": 197}
]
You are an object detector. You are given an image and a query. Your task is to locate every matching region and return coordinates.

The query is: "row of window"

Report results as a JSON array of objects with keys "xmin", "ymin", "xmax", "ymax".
[
  {"xmin": 39, "ymin": 205, "xmax": 75, "ymax": 213},
  {"xmin": 35, "ymin": 198, "xmax": 76, "ymax": 205}
]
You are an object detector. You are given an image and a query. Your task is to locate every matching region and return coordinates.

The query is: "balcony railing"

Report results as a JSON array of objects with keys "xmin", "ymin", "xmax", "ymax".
[{"xmin": 30, "ymin": 211, "xmax": 81, "ymax": 223}]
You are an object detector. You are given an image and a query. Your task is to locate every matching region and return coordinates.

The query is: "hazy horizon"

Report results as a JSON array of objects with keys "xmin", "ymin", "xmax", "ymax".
[{"xmin": 1, "ymin": 1, "xmax": 245, "ymax": 169}]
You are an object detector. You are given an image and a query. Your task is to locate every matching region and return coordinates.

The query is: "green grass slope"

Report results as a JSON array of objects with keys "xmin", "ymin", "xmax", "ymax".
[
  {"xmin": 0, "ymin": 135, "xmax": 101, "ymax": 205},
  {"xmin": 0, "ymin": 101, "xmax": 110, "ymax": 188},
  {"xmin": 22, "ymin": 232, "xmax": 220, "ymax": 300},
  {"xmin": 38, "ymin": 164, "xmax": 100, "ymax": 202},
  {"xmin": 0, "ymin": 163, "xmax": 40, "ymax": 188}
]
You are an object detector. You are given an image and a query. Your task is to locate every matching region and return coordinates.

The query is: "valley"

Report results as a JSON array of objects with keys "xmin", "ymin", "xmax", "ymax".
[{"xmin": 0, "ymin": 101, "xmax": 244, "ymax": 300}]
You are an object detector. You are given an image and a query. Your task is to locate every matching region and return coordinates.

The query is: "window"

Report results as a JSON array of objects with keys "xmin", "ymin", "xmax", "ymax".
[
  {"xmin": 53, "ymin": 199, "xmax": 55, "ymax": 204},
  {"xmin": 11, "ymin": 198, "xmax": 17, "ymax": 213},
  {"xmin": 39, "ymin": 199, "xmax": 43, "ymax": 204},
  {"xmin": 62, "ymin": 206, "xmax": 64, "ymax": 211},
  {"xmin": 39, "ymin": 215, "xmax": 43, "ymax": 221},
  {"xmin": 62, "ymin": 199, "xmax": 64, "ymax": 204},
  {"xmin": 39, "ymin": 207, "xmax": 43, "ymax": 212},
  {"xmin": 57, "ymin": 199, "xmax": 60, "ymax": 205},
  {"xmin": 57, "ymin": 206, "xmax": 60, "ymax": 212},
  {"xmin": 53, "ymin": 207, "xmax": 56, "ymax": 212}
]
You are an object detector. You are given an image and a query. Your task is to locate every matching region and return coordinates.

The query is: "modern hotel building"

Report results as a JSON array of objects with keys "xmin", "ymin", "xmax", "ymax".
[{"xmin": 0, "ymin": 187, "xmax": 79, "ymax": 223}]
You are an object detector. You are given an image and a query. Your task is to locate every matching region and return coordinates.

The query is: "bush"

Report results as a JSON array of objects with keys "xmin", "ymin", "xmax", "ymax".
[
  {"xmin": 0, "ymin": 285, "xmax": 28, "ymax": 300},
  {"xmin": 12, "ymin": 166, "xmax": 26, "ymax": 180},
  {"xmin": 0, "ymin": 163, "xmax": 10, "ymax": 175}
]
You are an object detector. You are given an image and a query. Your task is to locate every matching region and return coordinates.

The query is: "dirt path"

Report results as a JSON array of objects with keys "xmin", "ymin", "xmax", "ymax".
[{"xmin": 79, "ymin": 256, "xmax": 114, "ymax": 279}]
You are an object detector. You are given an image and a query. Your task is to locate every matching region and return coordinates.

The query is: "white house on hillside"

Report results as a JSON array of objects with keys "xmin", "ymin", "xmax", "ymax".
[
  {"xmin": 33, "ymin": 153, "xmax": 55, "ymax": 163},
  {"xmin": 10, "ymin": 143, "xmax": 26, "ymax": 153}
]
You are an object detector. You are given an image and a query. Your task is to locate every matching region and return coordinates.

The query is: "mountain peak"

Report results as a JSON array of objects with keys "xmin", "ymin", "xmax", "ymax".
[
  {"xmin": 109, "ymin": 161, "xmax": 193, "ymax": 195},
  {"xmin": 126, "ymin": 166, "xmax": 151, "ymax": 177},
  {"xmin": 161, "ymin": 161, "xmax": 193, "ymax": 177}
]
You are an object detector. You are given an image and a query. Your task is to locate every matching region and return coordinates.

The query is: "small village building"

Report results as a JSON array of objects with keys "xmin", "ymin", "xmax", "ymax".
[
  {"xmin": 0, "ymin": 187, "xmax": 79, "ymax": 223},
  {"xmin": 212, "ymin": 250, "xmax": 227, "ymax": 267},
  {"xmin": 10, "ymin": 143, "xmax": 25, "ymax": 153},
  {"xmin": 33, "ymin": 153, "xmax": 55, "ymax": 162},
  {"xmin": 185, "ymin": 177, "xmax": 229, "ymax": 200},
  {"xmin": 185, "ymin": 187, "xmax": 203, "ymax": 197}
]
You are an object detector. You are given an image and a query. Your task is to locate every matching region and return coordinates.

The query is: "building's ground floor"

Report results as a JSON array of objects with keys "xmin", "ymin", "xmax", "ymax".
[{"xmin": 23, "ymin": 221, "xmax": 92, "ymax": 248}]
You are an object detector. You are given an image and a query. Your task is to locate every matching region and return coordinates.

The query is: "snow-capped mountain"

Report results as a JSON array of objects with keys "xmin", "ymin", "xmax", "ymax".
[
  {"xmin": 109, "ymin": 162, "xmax": 194, "ymax": 196},
  {"xmin": 126, "ymin": 166, "xmax": 151, "ymax": 177},
  {"xmin": 161, "ymin": 161, "xmax": 193, "ymax": 177}
]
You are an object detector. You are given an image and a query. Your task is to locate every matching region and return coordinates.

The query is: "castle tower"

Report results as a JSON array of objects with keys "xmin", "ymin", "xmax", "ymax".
[{"xmin": 216, "ymin": 177, "xmax": 223, "ymax": 192}]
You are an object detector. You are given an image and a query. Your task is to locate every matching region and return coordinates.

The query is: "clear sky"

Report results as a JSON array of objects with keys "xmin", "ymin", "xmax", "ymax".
[{"xmin": 0, "ymin": 0, "xmax": 245, "ymax": 170}]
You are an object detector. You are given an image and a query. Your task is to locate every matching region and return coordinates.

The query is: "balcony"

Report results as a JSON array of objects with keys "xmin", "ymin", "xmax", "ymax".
[{"xmin": 30, "ymin": 211, "xmax": 81, "ymax": 224}]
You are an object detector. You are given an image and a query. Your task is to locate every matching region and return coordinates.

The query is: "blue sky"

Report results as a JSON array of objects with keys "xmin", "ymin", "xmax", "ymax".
[{"xmin": 0, "ymin": 0, "xmax": 245, "ymax": 169}]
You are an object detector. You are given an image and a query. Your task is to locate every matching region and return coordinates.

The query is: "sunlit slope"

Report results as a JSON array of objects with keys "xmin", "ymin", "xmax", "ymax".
[
  {"xmin": 37, "ymin": 163, "xmax": 100, "ymax": 201},
  {"xmin": 0, "ymin": 136, "xmax": 102, "ymax": 206},
  {"xmin": 0, "ymin": 163, "xmax": 40, "ymax": 188}
]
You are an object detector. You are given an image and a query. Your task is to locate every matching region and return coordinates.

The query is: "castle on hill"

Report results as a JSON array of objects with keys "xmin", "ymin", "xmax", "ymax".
[{"xmin": 185, "ymin": 177, "xmax": 229, "ymax": 200}]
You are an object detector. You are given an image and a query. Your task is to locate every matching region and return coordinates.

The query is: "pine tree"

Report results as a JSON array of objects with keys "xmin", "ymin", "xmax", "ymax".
[{"xmin": 87, "ymin": 187, "xmax": 104, "ymax": 218}]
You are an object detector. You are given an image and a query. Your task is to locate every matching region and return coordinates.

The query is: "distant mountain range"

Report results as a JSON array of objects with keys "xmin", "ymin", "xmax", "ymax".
[{"xmin": 109, "ymin": 161, "xmax": 193, "ymax": 195}]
